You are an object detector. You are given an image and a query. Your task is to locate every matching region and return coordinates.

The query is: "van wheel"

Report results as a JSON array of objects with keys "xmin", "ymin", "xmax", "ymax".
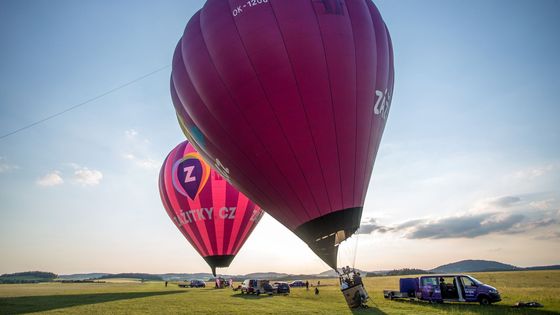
[
  {"xmin": 256, "ymin": 290, "xmax": 260, "ymax": 296},
  {"xmin": 479, "ymin": 296, "xmax": 490, "ymax": 305}
]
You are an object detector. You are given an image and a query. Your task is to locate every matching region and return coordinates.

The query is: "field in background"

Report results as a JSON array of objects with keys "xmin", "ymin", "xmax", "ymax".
[{"xmin": 0, "ymin": 270, "xmax": 558, "ymax": 314}]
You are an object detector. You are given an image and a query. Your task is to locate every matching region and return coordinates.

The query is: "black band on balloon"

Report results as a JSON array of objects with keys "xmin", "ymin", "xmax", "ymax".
[
  {"xmin": 294, "ymin": 207, "xmax": 363, "ymax": 270},
  {"xmin": 203, "ymin": 255, "xmax": 235, "ymax": 276}
]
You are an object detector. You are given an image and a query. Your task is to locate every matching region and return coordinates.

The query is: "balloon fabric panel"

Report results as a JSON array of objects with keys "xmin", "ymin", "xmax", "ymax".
[{"xmin": 171, "ymin": 39, "xmax": 284, "ymax": 226}]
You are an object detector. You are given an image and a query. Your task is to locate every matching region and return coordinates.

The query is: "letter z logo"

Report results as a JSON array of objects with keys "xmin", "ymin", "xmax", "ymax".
[{"xmin": 183, "ymin": 166, "xmax": 196, "ymax": 183}]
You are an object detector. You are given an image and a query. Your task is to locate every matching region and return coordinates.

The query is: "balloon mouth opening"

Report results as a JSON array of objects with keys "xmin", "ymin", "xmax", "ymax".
[
  {"xmin": 202, "ymin": 255, "xmax": 235, "ymax": 276},
  {"xmin": 294, "ymin": 207, "xmax": 362, "ymax": 270}
]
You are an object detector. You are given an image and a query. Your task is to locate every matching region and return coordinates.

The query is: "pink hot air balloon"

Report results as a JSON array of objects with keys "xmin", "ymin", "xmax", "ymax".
[
  {"xmin": 171, "ymin": 0, "xmax": 394, "ymax": 269},
  {"xmin": 159, "ymin": 141, "xmax": 264, "ymax": 276}
]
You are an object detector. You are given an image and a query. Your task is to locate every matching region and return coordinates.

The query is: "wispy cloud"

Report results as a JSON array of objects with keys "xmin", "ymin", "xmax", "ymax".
[
  {"xmin": 356, "ymin": 218, "xmax": 394, "ymax": 234},
  {"xmin": 511, "ymin": 164, "xmax": 558, "ymax": 180},
  {"xmin": 0, "ymin": 156, "xmax": 19, "ymax": 173},
  {"xmin": 122, "ymin": 153, "xmax": 159, "ymax": 170},
  {"xmin": 36, "ymin": 171, "xmax": 64, "ymax": 187},
  {"xmin": 125, "ymin": 129, "xmax": 138, "ymax": 138},
  {"xmin": 403, "ymin": 213, "xmax": 526, "ymax": 239},
  {"xmin": 73, "ymin": 166, "xmax": 103, "ymax": 186},
  {"xmin": 530, "ymin": 199, "xmax": 555, "ymax": 210},
  {"xmin": 359, "ymin": 194, "xmax": 560, "ymax": 240},
  {"xmin": 489, "ymin": 196, "xmax": 521, "ymax": 208},
  {"xmin": 122, "ymin": 129, "xmax": 160, "ymax": 170}
]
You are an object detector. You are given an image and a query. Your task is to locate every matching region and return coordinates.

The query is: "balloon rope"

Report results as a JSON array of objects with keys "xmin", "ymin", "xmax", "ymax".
[
  {"xmin": 0, "ymin": 64, "xmax": 170, "ymax": 140},
  {"xmin": 352, "ymin": 234, "xmax": 360, "ymax": 269}
]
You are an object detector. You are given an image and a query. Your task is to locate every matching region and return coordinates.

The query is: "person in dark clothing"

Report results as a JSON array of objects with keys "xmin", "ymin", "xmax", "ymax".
[
  {"xmin": 353, "ymin": 272, "xmax": 362, "ymax": 285},
  {"xmin": 306, "ymin": 280, "xmax": 309, "ymax": 290},
  {"xmin": 439, "ymin": 278, "xmax": 447, "ymax": 299},
  {"xmin": 165, "ymin": 281, "xmax": 168, "ymax": 287},
  {"xmin": 315, "ymin": 287, "xmax": 319, "ymax": 295}
]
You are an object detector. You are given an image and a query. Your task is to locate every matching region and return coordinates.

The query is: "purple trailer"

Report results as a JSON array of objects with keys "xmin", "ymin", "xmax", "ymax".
[{"xmin": 383, "ymin": 274, "xmax": 501, "ymax": 305}]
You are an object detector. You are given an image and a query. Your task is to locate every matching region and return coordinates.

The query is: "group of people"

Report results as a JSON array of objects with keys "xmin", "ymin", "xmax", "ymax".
[
  {"xmin": 339, "ymin": 266, "xmax": 362, "ymax": 290},
  {"xmin": 214, "ymin": 277, "xmax": 234, "ymax": 289}
]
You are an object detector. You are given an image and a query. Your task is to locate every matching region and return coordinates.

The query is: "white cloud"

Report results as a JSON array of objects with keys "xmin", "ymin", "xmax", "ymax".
[
  {"xmin": 0, "ymin": 156, "xmax": 19, "ymax": 173},
  {"xmin": 121, "ymin": 129, "xmax": 160, "ymax": 170},
  {"xmin": 36, "ymin": 171, "xmax": 64, "ymax": 187},
  {"xmin": 512, "ymin": 164, "xmax": 557, "ymax": 180},
  {"xmin": 530, "ymin": 199, "xmax": 555, "ymax": 210},
  {"xmin": 125, "ymin": 129, "xmax": 138, "ymax": 138},
  {"xmin": 135, "ymin": 158, "xmax": 159, "ymax": 170},
  {"xmin": 122, "ymin": 153, "xmax": 159, "ymax": 170},
  {"xmin": 73, "ymin": 167, "xmax": 103, "ymax": 186}
]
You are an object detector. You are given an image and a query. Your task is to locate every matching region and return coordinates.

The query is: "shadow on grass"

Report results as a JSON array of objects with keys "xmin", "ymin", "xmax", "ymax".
[
  {"xmin": 389, "ymin": 298, "xmax": 558, "ymax": 314},
  {"xmin": 350, "ymin": 305, "xmax": 388, "ymax": 315},
  {"xmin": 231, "ymin": 293, "xmax": 274, "ymax": 299},
  {"xmin": 0, "ymin": 290, "xmax": 185, "ymax": 314}
]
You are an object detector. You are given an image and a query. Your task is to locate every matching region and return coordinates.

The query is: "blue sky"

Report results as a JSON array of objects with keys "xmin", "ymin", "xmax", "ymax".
[{"xmin": 1, "ymin": 0, "xmax": 559, "ymax": 274}]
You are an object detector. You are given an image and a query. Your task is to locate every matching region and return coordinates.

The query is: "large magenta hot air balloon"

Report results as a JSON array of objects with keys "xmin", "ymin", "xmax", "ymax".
[
  {"xmin": 159, "ymin": 140, "xmax": 264, "ymax": 276},
  {"xmin": 171, "ymin": 0, "xmax": 394, "ymax": 269}
]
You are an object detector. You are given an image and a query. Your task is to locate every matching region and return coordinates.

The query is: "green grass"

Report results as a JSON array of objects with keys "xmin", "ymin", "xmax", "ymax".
[{"xmin": 0, "ymin": 271, "xmax": 558, "ymax": 314}]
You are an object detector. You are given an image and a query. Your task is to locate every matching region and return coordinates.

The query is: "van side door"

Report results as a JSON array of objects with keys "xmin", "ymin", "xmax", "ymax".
[
  {"xmin": 460, "ymin": 276, "xmax": 478, "ymax": 302},
  {"xmin": 420, "ymin": 277, "xmax": 441, "ymax": 301}
]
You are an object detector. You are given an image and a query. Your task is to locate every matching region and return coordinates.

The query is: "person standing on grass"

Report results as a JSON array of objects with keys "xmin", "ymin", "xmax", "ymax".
[
  {"xmin": 306, "ymin": 280, "xmax": 309, "ymax": 290},
  {"xmin": 315, "ymin": 287, "xmax": 319, "ymax": 295},
  {"xmin": 165, "ymin": 281, "xmax": 168, "ymax": 287}
]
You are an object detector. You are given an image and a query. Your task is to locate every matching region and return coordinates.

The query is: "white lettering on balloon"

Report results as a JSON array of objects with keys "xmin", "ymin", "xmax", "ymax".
[
  {"xmin": 374, "ymin": 89, "xmax": 391, "ymax": 120},
  {"xmin": 173, "ymin": 207, "xmax": 237, "ymax": 225},
  {"xmin": 232, "ymin": 0, "xmax": 269, "ymax": 17},
  {"xmin": 219, "ymin": 207, "xmax": 237, "ymax": 219}
]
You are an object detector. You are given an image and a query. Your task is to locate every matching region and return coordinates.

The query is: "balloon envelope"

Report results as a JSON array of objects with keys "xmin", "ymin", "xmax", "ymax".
[
  {"xmin": 159, "ymin": 141, "xmax": 264, "ymax": 275},
  {"xmin": 171, "ymin": 0, "xmax": 394, "ymax": 269}
]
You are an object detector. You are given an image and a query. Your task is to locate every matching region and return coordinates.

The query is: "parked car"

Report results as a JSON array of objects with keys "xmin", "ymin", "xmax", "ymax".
[
  {"xmin": 384, "ymin": 274, "xmax": 501, "ymax": 305},
  {"xmin": 289, "ymin": 280, "xmax": 306, "ymax": 287},
  {"xmin": 189, "ymin": 279, "xmax": 206, "ymax": 288},
  {"xmin": 273, "ymin": 282, "xmax": 290, "ymax": 294},
  {"xmin": 241, "ymin": 279, "xmax": 273, "ymax": 295}
]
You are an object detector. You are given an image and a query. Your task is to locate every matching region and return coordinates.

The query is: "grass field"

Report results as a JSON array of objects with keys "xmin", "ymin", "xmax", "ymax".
[{"xmin": 0, "ymin": 270, "xmax": 558, "ymax": 314}]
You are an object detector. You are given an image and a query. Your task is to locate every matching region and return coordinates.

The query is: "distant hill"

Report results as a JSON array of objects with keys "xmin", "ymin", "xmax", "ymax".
[
  {"xmin": 524, "ymin": 265, "xmax": 560, "ymax": 271},
  {"xmin": 244, "ymin": 272, "xmax": 289, "ymax": 279},
  {"xmin": 160, "ymin": 273, "xmax": 213, "ymax": 281},
  {"xmin": 57, "ymin": 273, "xmax": 109, "ymax": 281},
  {"xmin": 431, "ymin": 260, "xmax": 519, "ymax": 273},
  {"xmin": 97, "ymin": 273, "xmax": 163, "ymax": 281},
  {"xmin": 368, "ymin": 268, "xmax": 432, "ymax": 277},
  {"xmin": 0, "ymin": 271, "xmax": 57, "ymax": 284},
  {"xmin": 318, "ymin": 268, "xmax": 368, "ymax": 278}
]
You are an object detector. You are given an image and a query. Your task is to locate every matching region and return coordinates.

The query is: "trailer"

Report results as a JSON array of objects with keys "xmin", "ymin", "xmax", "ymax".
[{"xmin": 383, "ymin": 277, "xmax": 419, "ymax": 299}]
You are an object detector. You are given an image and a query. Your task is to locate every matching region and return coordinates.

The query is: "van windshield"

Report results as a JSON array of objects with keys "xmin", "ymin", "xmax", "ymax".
[{"xmin": 468, "ymin": 276, "xmax": 483, "ymax": 285}]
